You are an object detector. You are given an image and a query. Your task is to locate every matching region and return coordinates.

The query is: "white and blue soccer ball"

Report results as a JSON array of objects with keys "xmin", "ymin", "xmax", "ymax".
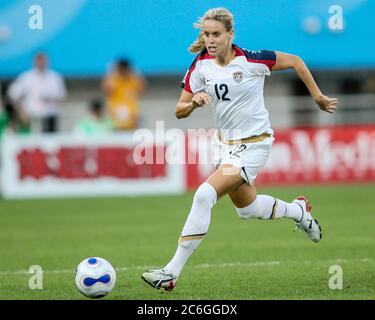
[{"xmin": 75, "ymin": 257, "xmax": 116, "ymax": 299}]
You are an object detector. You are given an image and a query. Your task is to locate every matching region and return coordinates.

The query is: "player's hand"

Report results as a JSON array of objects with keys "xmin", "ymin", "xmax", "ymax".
[
  {"xmin": 315, "ymin": 95, "xmax": 338, "ymax": 114},
  {"xmin": 192, "ymin": 92, "xmax": 211, "ymax": 108}
]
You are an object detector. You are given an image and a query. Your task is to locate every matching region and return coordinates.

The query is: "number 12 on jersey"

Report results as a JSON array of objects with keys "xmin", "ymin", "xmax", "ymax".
[{"xmin": 214, "ymin": 84, "xmax": 231, "ymax": 101}]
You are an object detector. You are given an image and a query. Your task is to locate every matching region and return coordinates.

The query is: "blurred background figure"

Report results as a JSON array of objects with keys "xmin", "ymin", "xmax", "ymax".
[
  {"xmin": 0, "ymin": 102, "xmax": 8, "ymax": 141},
  {"xmin": 7, "ymin": 52, "xmax": 66, "ymax": 134},
  {"xmin": 102, "ymin": 59, "xmax": 145, "ymax": 131},
  {"xmin": 74, "ymin": 98, "xmax": 113, "ymax": 135},
  {"xmin": 0, "ymin": 82, "xmax": 29, "ymax": 137}
]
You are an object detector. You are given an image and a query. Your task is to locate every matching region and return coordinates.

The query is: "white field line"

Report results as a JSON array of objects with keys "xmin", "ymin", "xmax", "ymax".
[{"xmin": 0, "ymin": 258, "xmax": 373, "ymax": 276}]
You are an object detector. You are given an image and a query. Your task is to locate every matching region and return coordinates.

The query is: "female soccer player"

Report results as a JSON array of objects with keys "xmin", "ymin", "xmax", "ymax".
[{"xmin": 142, "ymin": 8, "xmax": 338, "ymax": 291}]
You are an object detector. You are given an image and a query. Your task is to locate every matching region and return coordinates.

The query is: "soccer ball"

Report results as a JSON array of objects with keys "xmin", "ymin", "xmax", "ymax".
[{"xmin": 74, "ymin": 257, "xmax": 116, "ymax": 299}]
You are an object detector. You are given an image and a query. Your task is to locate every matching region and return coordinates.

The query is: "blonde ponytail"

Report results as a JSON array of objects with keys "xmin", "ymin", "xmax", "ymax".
[{"xmin": 189, "ymin": 29, "xmax": 205, "ymax": 53}]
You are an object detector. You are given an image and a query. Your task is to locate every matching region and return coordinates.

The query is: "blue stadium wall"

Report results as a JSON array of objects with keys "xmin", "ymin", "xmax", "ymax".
[{"xmin": 0, "ymin": 0, "xmax": 374, "ymax": 77}]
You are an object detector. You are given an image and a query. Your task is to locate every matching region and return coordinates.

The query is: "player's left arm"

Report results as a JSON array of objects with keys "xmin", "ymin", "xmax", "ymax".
[{"xmin": 273, "ymin": 51, "xmax": 338, "ymax": 114}]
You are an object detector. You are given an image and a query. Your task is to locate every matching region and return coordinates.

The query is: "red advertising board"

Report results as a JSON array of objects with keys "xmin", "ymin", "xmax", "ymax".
[
  {"xmin": 185, "ymin": 125, "xmax": 375, "ymax": 189},
  {"xmin": 17, "ymin": 146, "xmax": 166, "ymax": 180},
  {"xmin": 1, "ymin": 134, "xmax": 184, "ymax": 199},
  {"xmin": 1, "ymin": 125, "xmax": 374, "ymax": 198}
]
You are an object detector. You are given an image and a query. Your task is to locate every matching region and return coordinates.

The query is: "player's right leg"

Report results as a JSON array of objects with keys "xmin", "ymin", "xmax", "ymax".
[
  {"xmin": 228, "ymin": 183, "xmax": 322, "ymax": 243},
  {"xmin": 142, "ymin": 164, "xmax": 244, "ymax": 291}
]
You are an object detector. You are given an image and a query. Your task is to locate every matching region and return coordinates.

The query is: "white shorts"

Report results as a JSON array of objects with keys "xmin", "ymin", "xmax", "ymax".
[{"xmin": 212, "ymin": 134, "xmax": 274, "ymax": 185}]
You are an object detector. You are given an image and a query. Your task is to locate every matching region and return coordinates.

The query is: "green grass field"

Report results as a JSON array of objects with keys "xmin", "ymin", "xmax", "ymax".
[{"xmin": 0, "ymin": 184, "xmax": 374, "ymax": 300}]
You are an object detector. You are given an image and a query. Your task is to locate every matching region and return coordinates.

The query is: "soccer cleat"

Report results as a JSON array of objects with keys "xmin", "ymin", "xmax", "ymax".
[
  {"xmin": 141, "ymin": 269, "xmax": 177, "ymax": 291},
  {"xmin": 293, "ymin": 196, "xmax": 322, "ymax": 243}
]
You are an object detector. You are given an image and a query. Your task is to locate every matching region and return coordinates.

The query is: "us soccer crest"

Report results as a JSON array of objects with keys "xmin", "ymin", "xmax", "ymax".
[{"xmin": 233, "ymin": 71, "xmax": 243, "ymax": 83}]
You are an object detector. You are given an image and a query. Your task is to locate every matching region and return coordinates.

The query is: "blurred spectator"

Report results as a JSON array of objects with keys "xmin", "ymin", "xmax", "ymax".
[
  {"xmin": 74, "ymin": 99, "xmax": 113, "ymax": 135},
  {"xmin": 0, "ymin": 83, "xmax": 8, "ymax": 140},
  {"xmin": 0, "ymin": 104, "xmax": 8, "ymax": 140},
  {"xmin": 102, "ymin": 59, "xmax": 145, "ymax": 130},
  {"xmin": 1, "ymin": 81, "xmax": 30, "ymax": 136},
  {"xmin": 7, "ymin": 52, "xmax": 66, "ymax": 133}
]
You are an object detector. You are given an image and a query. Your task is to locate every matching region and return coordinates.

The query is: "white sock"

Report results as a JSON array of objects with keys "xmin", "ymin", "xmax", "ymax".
[
  {"xmin": 164, "ymin": 182, "xmax": 217, "ymax": 277},
  {"xmin": 235, "ymin": 195, "xmax": 303, "ymax": 222}
]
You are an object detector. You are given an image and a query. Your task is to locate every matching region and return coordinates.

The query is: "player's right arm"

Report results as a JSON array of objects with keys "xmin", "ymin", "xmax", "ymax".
[{"xmin": 175, "ymin": 90, "xmax": 211, "ymax": 119}]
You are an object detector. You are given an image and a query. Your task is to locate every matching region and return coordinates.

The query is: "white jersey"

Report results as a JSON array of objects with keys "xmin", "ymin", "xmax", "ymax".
[{"xmin": 182, "ymin": 45, "xmax": 276, "ymax": 141}]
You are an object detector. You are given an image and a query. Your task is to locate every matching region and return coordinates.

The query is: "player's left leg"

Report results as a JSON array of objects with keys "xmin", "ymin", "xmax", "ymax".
[
  {"xmin": 229, "ymin": 182, "xmax": 302, "ymax": 221},
  {"xmin": 228, "ymin": 182, "xmax": 322, "ymax": 242}
]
